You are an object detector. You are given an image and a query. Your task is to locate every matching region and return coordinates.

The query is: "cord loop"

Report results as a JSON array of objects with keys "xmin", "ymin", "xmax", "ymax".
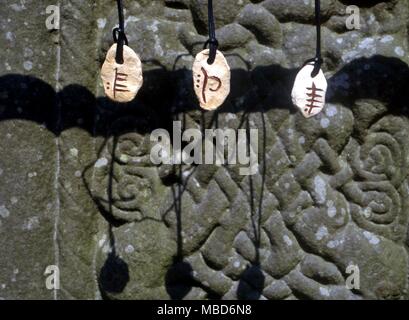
[
  {"xmin": 205, "ymin": 0, "xmax": 218, "ymax": 65},
  {"xmin": 113, "ymin": 27, "xmax": 129, "ymax": 46},
  {"xmin": 113, "ymin": 0, "xmax": 127, "ymax": 64}
]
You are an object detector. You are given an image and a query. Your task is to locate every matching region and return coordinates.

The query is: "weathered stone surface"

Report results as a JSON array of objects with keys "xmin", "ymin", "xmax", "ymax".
[
  {"xmin": 190, "ymin": 0, "xmax": 249, "ymax": 33},
  {"xmin": 262, "ymin": 0, "xmax": 339, "ymax": 23},
  {"xmin": 98, "ymin": 220, "xmax": 177, "ymax": 300},
  {"xmin": 0, "ymin": 0, "xmax": 59, "ymax": 300},
  {"xmin": 216, "ymin": 23, "xmax": 254, "ymax": 51},
  {"xmin": 237, "ymin": 4, "xmax": 282, "ymax": 48},
  {"xmin": 1, "ymin": 0, "xmax": 409, "ymax": 300}
]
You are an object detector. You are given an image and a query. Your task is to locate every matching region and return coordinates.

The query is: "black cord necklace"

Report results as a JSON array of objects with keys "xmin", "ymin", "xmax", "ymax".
[
  {"xmin": 192, "ymin": 0, "xmax": 231, "ymax": 111},
  {"xmin": 204, "ymin": 0, "xmax": 218, "ymax": 65},
  {"xmin": 291, "ymin": 0, "xmax": 328, "ymax": 118},
  {"xmin": 100, "ymin": 0, "xmax": 143, "ymax": 103},
  {"xmin": 312, "ymin": 0, "xmax": 322, "ymax": 77},
  {"xmin": 113, "ymin": 0, "xmax": 129, "ymax": 65}
]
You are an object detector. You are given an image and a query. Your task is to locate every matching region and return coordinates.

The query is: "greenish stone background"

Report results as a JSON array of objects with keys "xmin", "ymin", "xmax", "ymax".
[{"xmin": 0, "ymin": 0, "xmax": 409, "ymax": 300}]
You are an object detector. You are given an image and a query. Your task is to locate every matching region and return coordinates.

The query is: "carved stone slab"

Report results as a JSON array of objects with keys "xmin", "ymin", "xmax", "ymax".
[
  {"xmin": 192, "ymin": 49, "xmax": 231, "ymax": 111},
  {"xmin": 2, "ymin": 0, "xmax": 409, "ymax": 301},
  {"xmin": 291, "ymin": 62, "xmax": 327, "ymax": 118},
  {"xmin": 101, "ymin": 44, "xmax": 143, "ymax": 103}
]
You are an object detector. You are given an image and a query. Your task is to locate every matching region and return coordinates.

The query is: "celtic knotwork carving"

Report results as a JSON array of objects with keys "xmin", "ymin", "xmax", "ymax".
[
  {"xmin": 89, "ymin": 118, "xmax": 169, "ymax": 223},
  {"xmin": 87, "ymin": 103, "xmax": 409, "ymax": 300},
  {"xmin": 344, "ymin": 116, "xmax": 409, "ymax": 242}
]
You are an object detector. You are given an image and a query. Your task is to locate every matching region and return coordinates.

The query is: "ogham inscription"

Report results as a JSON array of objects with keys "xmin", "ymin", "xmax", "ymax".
[
  {"xmin": 192, "ymin": 50, "xmax": 231, "ymax": 111},
  {"xmin": 101, "ymin": 44, "xmax": 143, "ymax": 103}
]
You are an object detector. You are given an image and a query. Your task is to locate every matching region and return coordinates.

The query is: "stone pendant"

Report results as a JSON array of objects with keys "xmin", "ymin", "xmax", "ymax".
[
  {"xmin": 291, "ymin": 62, "xmax": 327, "ymax": 118},
  {"xmin": 192, "ymin": 49, "xmax": 230, "ymax": 111},
  {"xmin": 101, "ymin": 44, "xmax": 143, "ymax": 103}
]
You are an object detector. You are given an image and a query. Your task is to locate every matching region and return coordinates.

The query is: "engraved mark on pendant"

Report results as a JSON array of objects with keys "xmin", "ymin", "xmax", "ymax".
[
  {"xmin": 101, "ymin": 44, "xmax": 143, "ymax": 103},
  {"xmin": 199, "ymin": 67, "xmax": 222, "ymax": 104},
  {"xmin": 291, "ymin": 62, "xmax": 327, "ymax": 118},
  {"xmin": 192, "ymin": 49, "xmax": 230, "ymax": 110},
  {"xmin": 305, "ymin": 82, "xmax": 324, "ymax": 115},
  {"xmin": 113, "ymin": 68, "xmax": 130, "ymax": 99}
]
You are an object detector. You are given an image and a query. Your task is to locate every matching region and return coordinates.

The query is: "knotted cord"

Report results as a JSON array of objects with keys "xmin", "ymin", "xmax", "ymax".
[
  {"xmin": 113, "ymin": 0, "xmax": 129, "ymax": 64},
  {"xmin": 204, "ymin": 0, "xmax": 218, "ymax": 65}
]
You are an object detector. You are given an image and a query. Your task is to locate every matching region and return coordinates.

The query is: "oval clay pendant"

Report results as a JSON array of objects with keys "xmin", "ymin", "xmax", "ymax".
[
  {"xmin": 101, "ymin": 44, "xmax": 143, "ymax": 103},
  {"xmin": 192, "ymin": 49, "xmax": 230, "ymax": 111},
  {"xmin": 291, "ymin": 62, "xmax": 327, "ymax": 118}
]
